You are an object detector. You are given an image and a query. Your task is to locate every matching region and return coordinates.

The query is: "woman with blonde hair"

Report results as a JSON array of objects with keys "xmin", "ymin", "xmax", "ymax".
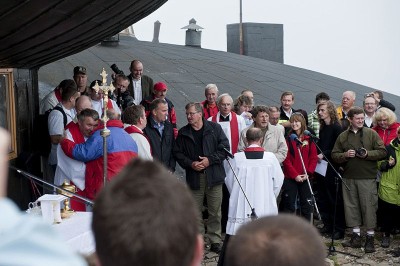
[
  {"xmin": 377, "ymin": 126, "xmax": 400, "ymax": 248},
  {"xmin": 373, "ymin": 107, "xmax": 400, "ymax": 146}
]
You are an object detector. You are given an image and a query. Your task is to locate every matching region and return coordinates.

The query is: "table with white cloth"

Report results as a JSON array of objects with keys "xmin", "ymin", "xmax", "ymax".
[{"xmin": 52, "ymin": 212, "xmax": 95, "ymax": 255}]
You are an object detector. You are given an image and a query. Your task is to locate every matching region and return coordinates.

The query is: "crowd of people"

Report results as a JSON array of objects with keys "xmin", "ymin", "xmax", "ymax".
[{"xmin": 8, "ymin": 59, "xmax": 399, "ymax": 264}]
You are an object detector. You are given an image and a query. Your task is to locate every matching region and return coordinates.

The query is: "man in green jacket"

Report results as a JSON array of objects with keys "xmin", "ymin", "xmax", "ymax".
[{"xmin": 332, "ymin": 106, "xmax": 386, "ymax": 253}]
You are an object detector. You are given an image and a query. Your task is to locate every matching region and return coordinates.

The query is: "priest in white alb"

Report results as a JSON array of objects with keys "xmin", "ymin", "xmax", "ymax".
[
  {"xmin": 217, "ymin": 127, "xmax": 284, "ymax": 265},
  {"xmin": 225, "ymin": 127, "xmax": 284, "ymax": 234}
]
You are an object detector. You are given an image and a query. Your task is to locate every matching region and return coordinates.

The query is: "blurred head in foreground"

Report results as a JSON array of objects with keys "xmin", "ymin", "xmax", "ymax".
[
  {"xmin": 226, "ymin": 214, "xmax": 326, "ymax": 266},
  {"xmin": 92, "ymin": 159, "xmax": 203, "ymax": 266}
]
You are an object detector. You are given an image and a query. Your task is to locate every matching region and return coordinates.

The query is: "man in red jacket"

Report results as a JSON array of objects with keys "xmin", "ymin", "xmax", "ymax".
[
  {"xmin": 61, "ymin": 110, "xmax": 138, "ymax": 199},
  {"xmin": 55, "ymin": 108, "xmax": 99, "ymax": 210},
  {"xmin": 201, "ymin": 84, "xmax": 219, "ymax": 119}
]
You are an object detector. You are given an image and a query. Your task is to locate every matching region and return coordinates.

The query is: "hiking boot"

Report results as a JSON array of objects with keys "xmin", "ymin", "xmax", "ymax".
[
  {"xmin": 364, "ymin": 235, "xmax": 375, "ymax": 253},
  {"xmin": 391, "ymin": 248, "xmax": 400, "ymax": 257},
  {"xmin": 210, "ymin": 243, "xmax": 222, "ymax": 254},
  {"xmin": 319, "ymin": 226, "xmax": 332, "ymax": 235},
  {"xmin": 342, "ymin": 233, "xmax": 362, "ymax": 248},
  {"xmin": 381, "ymin": 236, "xmax": 390, "ymax": 248}
]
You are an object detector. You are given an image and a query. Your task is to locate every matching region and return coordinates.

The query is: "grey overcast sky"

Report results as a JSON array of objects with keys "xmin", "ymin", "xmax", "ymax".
[{"xmin": 133, "ymin": 0, "xmax": 400, "ymax": 96}]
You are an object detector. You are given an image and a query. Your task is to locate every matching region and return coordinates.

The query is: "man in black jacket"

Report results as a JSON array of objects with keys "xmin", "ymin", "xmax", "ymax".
[
  {"xmin": 143, "ymin": 98, "xmax": 175, "ymax": 172},
  {"xmin": 174, "ymin": 102, "xmax": 230, "ymax": 254}
]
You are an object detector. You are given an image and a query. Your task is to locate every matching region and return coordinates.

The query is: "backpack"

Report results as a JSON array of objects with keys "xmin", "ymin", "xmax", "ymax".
[{"xmin": 34, "ymin": 106, "xmax": 67, "ymax": 156}]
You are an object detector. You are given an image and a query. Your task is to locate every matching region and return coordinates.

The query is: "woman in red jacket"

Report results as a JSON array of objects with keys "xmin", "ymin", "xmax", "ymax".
[
  {"xmin": 282, "ymin": 113, "xmax": 318, "ymax": 221},
  {"xmin": 373, "ymin": 107, "xmax": 400, "ymax": 146}
]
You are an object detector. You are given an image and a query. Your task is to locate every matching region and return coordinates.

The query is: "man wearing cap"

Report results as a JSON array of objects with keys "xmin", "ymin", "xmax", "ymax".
[
  {"xmin": 40, "ymin": 66, "xmax": 87, "ymax": 113},
  {"xmin": 127, "ymin": 60, "xmax": 154, "ymax": 105},
  {"xmin": 73, "ymin": 66, "xmax": 90, "ymax": 96},
  {"xmin": 140, "ymin": 82, "xmax": 178, "ymax": 138}
]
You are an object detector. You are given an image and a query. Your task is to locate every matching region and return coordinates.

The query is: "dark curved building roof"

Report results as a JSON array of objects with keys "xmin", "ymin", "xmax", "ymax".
[
  {"xmin": 39, "ymin": 35, "xmax": 400, "ymax": 126},
  {"xmin": 0, "ymin": 0, "xmax": 167, "ymax": 68}
]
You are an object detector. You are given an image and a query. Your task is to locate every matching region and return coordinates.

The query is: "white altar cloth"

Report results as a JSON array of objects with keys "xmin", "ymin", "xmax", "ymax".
[{"xmin": 52, "ymin": 212, "xmax": 95, "ymax": 255}]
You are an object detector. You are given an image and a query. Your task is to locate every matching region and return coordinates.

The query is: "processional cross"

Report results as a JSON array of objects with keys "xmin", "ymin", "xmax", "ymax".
[{"xmin": 92, "ymin": 68, "xmax": 115, "ymax": 187}]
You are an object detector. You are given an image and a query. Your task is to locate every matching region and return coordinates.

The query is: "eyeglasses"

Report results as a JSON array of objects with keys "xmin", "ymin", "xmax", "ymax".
[{"xmin": 186, "ymin": 112, "xmax": 200, "ymax": 116}]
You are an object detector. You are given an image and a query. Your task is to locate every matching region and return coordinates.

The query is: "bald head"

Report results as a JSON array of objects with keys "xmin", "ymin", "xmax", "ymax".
[
  {"xmin": 246, "ymin": 128, "xmax": 264, "ymax": 145},
  {"xmin": 75, "ymin": 95, "xmax": 92, "ymax": 115},
  {"xmin": 130, "ymin": 60, "xmax": 144, "ymax": 80},
  {"xmin": 106, "ymin": 109, "xmax": 120, "ymax": 120}
]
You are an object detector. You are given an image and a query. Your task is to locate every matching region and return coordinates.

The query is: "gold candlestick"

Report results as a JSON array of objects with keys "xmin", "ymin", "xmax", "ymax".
[{"xmin": 58, "ymin": 180, "xmax": 76, "ymax": 219}]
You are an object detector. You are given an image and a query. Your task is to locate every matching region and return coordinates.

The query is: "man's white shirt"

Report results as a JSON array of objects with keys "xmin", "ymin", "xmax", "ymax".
[
  {"xmin": 54, "ymin": 127, "xmax": 86, "ymax": 190},
  {"xmin": 91, "ymin": 99, "xmax": 121, "ymax": 117}
]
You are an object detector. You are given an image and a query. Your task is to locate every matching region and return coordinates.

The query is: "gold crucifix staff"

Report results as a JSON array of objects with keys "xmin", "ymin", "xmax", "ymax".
[{"xmin": 92, "ymin": 68, "xmax": 115, "ymax": 188}]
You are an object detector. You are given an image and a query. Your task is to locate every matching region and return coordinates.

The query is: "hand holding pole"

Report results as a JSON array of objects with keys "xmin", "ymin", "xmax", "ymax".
[{"xmin": 295, "ymin": 143, "xmax": 321, "ymax": 221}]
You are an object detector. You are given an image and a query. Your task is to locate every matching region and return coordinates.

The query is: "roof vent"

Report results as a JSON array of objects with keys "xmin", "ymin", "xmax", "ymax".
[{"xmin": 181, "ymin": 18, "xmax": 203, "ymax": 47}]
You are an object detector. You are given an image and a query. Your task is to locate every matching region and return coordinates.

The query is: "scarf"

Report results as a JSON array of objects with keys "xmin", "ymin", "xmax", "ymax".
[{"xmin": 212, "ymin": 112, "xmax": 239, "ymax": 154}]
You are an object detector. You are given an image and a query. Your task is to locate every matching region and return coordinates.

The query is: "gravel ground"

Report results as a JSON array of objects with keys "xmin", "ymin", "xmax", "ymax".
[
  {"xmin": 323, "ymin": 229, "xmax": 400, "ymax": 266},
  {"xmin": 201, "ymin": 227, "xmax": 400, "ymax": 266}
]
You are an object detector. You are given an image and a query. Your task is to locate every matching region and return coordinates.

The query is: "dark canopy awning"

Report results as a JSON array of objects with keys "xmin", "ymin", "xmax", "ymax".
[{"xmin": 0, "ymin": 0, "xmax": 167, "ymax": 68}]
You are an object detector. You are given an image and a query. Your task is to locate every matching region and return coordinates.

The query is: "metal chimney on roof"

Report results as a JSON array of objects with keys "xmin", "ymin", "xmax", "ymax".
[
  {"xmin": 152, "ymin": 20, "xmax": 161, "ymax": 43},
  {"xmin": 181, "ymin": 18, "xmax": 203, "ymax": 47}
]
